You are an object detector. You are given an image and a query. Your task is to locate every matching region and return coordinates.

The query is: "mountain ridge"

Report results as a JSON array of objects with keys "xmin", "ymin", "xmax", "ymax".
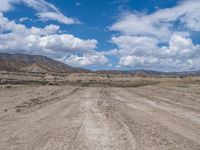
[
  {"xmin": 0, "ymin": 53, "xmax": 200, "ymax": 76},
  {"xmin": 0, "ymin": 52, "xmax": 90, "ymax": 73},
  {"xmin": 95, "ymin": 69, "xmax": 200, "ymax": 76}
]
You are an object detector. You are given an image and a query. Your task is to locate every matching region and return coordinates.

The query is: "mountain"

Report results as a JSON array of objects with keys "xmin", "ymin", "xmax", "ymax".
[
  {"xmin": 128, "ymin": 69, "xmax": 200, "ymax": 76},
  {"xmin": 0, "ymin": 53, "xmax": 199, "ymax": 76},
  {"xmin": 0, "ymin": 53, "xmax": 90, "ymax": 73},
  {"xmin": 96, "ymin": 69, "xmax": 200, "ymax": 76}
]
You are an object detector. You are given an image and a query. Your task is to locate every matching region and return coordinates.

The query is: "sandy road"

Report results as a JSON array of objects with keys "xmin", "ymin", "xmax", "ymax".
[{"xmin": 0, "ymin": 85, "xmax": 200, "ymax": 150}]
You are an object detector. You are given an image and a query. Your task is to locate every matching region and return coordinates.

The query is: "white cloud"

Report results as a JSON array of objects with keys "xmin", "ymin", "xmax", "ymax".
[
  {"xmin": 108, "ymin": 0, "xmax": 200, "ymax": 71},
  {"xmin": 109, "ymin": 34, "xmax": 200, "ymax": 71},
  {"xmin": 0, "ymin": 13, "xmax": 98, "ymax": 58},
  {"xmin": 38, "ymin": 34, "xmax": 97, "ymax": 53},
  {"xmin": 0, "ymin": 0, "xmax": 77, "ymax": 24},
  {"xmin": 0, "ymin": 13, "xmax": 109, "ymax": 67},
  {"xmin": 110, "ymin": 0, "xmax": 200, "ymax": 39},
  {"xmin": 111, "ymin": 12, "xmax": 171, "ymax": 39},
  {"xmin": 180, "ymin": 11, "xmax": 200, "ymax": 32},
  {"xmin": 159, "ymin": 34, "xmax": 198, "ymax": 58},
  {"xmin": 0, "ymin": 1, "xmax": 108, "ymax": 68},
  {"xmin": 18, "ymin": 17, "xmax": 32, "ymax": 22},
  {"xmin": 0, "ymin": 13, "xmax": 27, "ymax": 33},
  {"xmin": 37, "ymin": 12, "xmax": 76, "ymax": 24},
  {"xmin": 0, "ymin": 0, "xmax": 13, "ymax": 12},
  {"xmin": 64, "ymin": 53, "xmax": 108, "ymax": 67},
  {"xmin": 29, "ymin": 24, "xmax": 60, "ymax": 35},
  {"xmin": 111, "ymin": 36, "xmax": 158, "ymax": 56},
  {"xmin": 119, "ymin": 55, "xmax": 159, "ymax": 67}
]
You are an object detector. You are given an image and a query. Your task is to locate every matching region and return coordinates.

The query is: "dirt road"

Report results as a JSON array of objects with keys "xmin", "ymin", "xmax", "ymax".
[{"xmin": 0, "ymin": 84, "xmax": 200, "ymax": 150}]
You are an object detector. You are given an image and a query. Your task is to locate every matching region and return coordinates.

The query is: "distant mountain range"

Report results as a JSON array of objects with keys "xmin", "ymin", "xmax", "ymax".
[
  {"xmin": 96, "ymin": 69, "xmax": 200, "ymax": 76},
  {"xmin": 0, "ymin": 53, "xmax": 90, "ymax": 73},
  {"xmin": 128, "ymin": 70, "xmax": 200, "ymax": 76},
  {"xmin": 0, "ymin": 53, "xmax": 200, "ymax": 76}
]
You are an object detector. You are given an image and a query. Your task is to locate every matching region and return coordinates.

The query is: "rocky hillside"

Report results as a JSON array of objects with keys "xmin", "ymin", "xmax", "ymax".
[{"xmin": 0, "ymin": 53, "xmax": 90, "ymax": 73}]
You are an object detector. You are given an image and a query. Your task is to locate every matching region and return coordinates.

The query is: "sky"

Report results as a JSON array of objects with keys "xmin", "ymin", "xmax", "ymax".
[{"xmin": 0, "ymin": 0, "xmax": 200, "ymax": 71}]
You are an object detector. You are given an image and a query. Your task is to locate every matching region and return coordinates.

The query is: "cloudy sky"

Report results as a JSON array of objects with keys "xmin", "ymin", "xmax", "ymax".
[{"xmin": 0, "ymin": 0, "xmax": 200, "ymax": 71}]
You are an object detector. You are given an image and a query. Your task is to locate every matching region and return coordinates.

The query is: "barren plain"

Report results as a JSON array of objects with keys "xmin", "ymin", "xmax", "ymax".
[{"xmin": 0, "ymin": 80, "xmax": 200, "ymax": 150}]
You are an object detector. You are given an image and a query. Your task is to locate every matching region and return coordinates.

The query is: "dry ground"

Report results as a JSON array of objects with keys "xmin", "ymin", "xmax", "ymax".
[{"xmin": 0, "ymin": 82, "xmax": 200, "ymax": 150}]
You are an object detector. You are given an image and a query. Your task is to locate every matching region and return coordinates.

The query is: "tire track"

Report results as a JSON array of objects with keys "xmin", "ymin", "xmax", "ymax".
[
  {"xmin": 1, "ymin": 86, "xmax": 200, "ymax": 150},
  {"xmin": 71, "ymin": 88, "xmax": 116, "ymax": 150},
  {"xmin": 97, "ymin": 88, "xmax": 137, "ymax": 150},
  {"xmin": 15, "ymin": 87, "xmax": 80, "ymax": 113},
  {"xmin": 0, "ymin": 87, "xmax": 84, "ymax": 150},
  {"xmin": 110, "ymin": 88, "xmax": 200, "ymax": 149}
]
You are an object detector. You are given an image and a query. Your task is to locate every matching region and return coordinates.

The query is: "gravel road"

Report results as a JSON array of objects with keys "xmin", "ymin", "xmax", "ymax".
[{"xmin": 0, "ymin": 84, "xmax": 200, "ymax": 150}]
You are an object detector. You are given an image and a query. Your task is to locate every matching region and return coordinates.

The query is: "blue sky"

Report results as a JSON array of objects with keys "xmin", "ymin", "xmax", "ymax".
[{"xmin": 0, "ymin": 0, "xmax": 200, "ymax": 71}]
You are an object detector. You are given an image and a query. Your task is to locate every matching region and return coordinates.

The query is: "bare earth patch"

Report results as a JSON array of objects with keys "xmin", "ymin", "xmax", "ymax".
[{"xmin": 0, "ymin": 83, "xmax": 200, "ymax": 150}]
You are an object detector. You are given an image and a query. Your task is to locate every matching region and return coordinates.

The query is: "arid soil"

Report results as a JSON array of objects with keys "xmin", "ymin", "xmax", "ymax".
[{"xmin": 0, "ymin": 83, "xmax": 200, "ymax": 150}]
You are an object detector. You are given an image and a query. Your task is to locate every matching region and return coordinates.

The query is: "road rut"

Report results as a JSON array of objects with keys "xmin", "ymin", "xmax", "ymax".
[{"xmin": 0, "ymin": 85, "xmax": 200, "ymax": 150}]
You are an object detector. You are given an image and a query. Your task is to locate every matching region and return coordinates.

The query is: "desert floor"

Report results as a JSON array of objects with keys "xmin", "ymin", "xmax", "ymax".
[{"xmin": 0, "ymin": 83, "xmax": 200, "ymax": 150}]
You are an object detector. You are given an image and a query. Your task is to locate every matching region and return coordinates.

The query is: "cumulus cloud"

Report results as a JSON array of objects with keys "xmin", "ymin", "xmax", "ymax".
[
  {"xmin": 111, "ymin": 36, "xmax": 159, "ymax": 56},
  {"xmin": 119, "ymin": 55, "xmax": 159, "ymax": 67},
  {"xmin": 63, "ymin": 53, "xmax": 109, "ymax": 67},
  {"xmin": 0, "ymin": 13, "xmax": 109, "ymax": 67},
  {"xmin": 0, "ymin": 0, "xmax": 77, "ymax": 24},
  {"xmin": 0, "ymin": 13, "xmax": 104, "ymax": 67},
  {"xmin": 108, "ymin": 0, "xmax": 200, "ymax": 71},
  {"xmin": 159, "ymin": 34, "xmax": 199, "ymax": 59},
  {"xmin": 0, "ymin": 1, "xmax": 109, "ymax": 68},
  {"xmin": 110, "ymin": 34, "xmax": 200, "ymax": 71},
  {"xmin": 110, "ymin": 0, "xmax": 200, "ymax": 39},
  {"xmin": 0, "ymin": 0, "xmax": 13, "ymax": 12},
  {"xmin": 18, "ymin": 17, "xmax": 32, "ymax": 22}
]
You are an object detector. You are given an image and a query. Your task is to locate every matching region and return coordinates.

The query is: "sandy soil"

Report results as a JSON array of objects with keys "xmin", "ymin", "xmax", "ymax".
[{"xmin": 0, "ymin": 83, "xmax": 200, "ymax": 150}]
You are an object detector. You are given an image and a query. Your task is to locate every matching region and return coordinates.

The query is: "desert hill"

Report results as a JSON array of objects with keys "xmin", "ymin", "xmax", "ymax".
[{"xmin": 0, "ymin": 53, "xmax": 90, "ymax": 73}]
